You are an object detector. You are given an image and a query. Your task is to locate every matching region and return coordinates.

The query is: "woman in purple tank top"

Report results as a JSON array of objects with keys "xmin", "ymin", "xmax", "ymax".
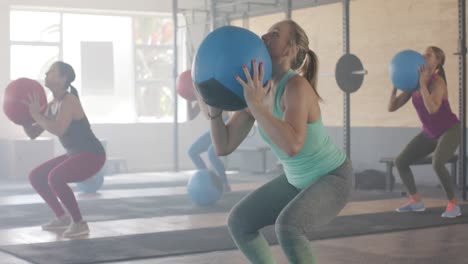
[
  {"xmin": 23, "ymin": 62, "xmax": 106, "ymax": 237},
  {"xmin": 388, "ymin": 46, "xmax": 461, "ymax": 218}
]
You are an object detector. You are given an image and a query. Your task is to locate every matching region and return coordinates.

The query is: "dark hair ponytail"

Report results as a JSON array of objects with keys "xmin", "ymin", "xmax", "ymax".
[
  {"xmin": 55, "ymin": 61, "xmax": 79, "ymax": 99},
  {"xmin": 69, "ymin": 85, "xmax": 79, "ymax": 99}
]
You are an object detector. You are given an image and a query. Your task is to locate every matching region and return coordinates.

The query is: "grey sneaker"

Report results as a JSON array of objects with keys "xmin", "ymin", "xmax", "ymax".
[
  {"xmin": 41, "ymin": 215, "xmax": 71, "ymax": 231},
  {"xmin": 441, "ymin": 204, "xmax": 462, "ymax": 218},
  {"xmin": 396, "ymin": 201, "xmax": 426, "ymax": 212},
  {"xmin": 63, "ymin": 221, "xmax": 90, "ymax": 238}
]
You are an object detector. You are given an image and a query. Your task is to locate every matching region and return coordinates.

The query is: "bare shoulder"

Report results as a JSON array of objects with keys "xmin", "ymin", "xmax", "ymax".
[
  {"xmin": 284, "ymin": 74, "xmax": 317, "ymax": 101},
  {"xmin": 431, "ymin": 75, "xmax": 448, "ymax": 96},
  {"xmin": 287, "ymin": 74, "xmax": 310, "ymax": 88},
  {"xmin": 63, "ymin": 93, "xmax": 80, "ymax": 107},
  {"xmin": 434, "ymin": 75, "xmax": 447, "ymax": 88}
]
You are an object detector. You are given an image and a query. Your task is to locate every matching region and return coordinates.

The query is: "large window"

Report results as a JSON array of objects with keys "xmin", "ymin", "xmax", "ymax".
[
  {"xmin": 134, "ymin": 17, "xmax": 177, "ymax": 121},
  {"xmin": 10, "ymin": 10, "xmax": 60, "ymax": 83},
  {"xmin": 10, "ymin": 8, "xmax": 187, "ymax": 123}
]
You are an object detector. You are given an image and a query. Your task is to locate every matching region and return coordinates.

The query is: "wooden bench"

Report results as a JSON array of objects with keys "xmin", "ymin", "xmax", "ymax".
[{"xmin": 379, "ymin": 155, "xmax": 458, "ymax": 192}]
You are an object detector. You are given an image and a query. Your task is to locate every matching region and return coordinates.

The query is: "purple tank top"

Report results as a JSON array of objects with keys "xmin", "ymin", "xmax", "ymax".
[{"xmin": 411, "ymin": 76, "xmax": 459, "ymax": 139}]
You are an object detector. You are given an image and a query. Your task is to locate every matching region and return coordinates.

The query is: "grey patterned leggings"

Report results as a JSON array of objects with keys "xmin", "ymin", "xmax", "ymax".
[
  {"xmin": 227, "ymin": 159, "xmax": 353, "ymax": 264},
  {"xmin": 395, "ymin": 123, "xmax": 460, "ymax": 200}
]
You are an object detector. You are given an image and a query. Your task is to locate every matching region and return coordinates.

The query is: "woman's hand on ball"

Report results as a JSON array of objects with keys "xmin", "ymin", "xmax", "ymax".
[
  {"xmin": 235, "ymin": 59, "xmax": 271, "ymax": 107},
  {"xmin": 418, "ymin": 63, "xmax": 431, "ymax": 87},
  {"xmin": 23, "ymin": 92, "xmax": 44, "ymax": 119}
]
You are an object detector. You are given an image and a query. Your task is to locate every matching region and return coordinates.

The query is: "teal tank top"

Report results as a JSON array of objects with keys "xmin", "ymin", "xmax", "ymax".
[{"xmin": 258, "ymin": 70, "xmax": 347, "ymax": 189}]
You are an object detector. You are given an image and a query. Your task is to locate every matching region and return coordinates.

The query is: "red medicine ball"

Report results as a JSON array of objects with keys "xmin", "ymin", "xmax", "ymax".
[
  {"xmin": 3, "ymin": 78, "xmax": 47, "ymax": 125},
  {"xmin": 176, "ymin": 70, "xmax": 196, "ymax": 101}
]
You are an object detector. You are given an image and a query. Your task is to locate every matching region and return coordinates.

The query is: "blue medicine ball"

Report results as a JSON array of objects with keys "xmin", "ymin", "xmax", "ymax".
[
  {"xmin": 192, "ymin": 26, "xmax": 272, "ymax": 111},
  {"xmin": 389, "ymin": 50, "xmax": 427, "ymax": 92},
  {"xmin": 77, "ymin": 169, "xmax": 105, "ymax": 193},
  {"xmin": 187, "ymin": 169, "xmax": 223, "ymax": 206}
]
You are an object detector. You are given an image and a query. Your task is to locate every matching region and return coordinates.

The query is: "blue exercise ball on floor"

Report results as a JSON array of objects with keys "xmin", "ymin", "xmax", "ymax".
[
  {"xmin": 389, "ymin": 50, "xmax": 427, "ymax": 92},
  {"xmin": 192, "ymin": 26, "xmax": 272, "ymax": 111},
  {"xmin": 187, "ymin": 169, "xmax": 223, "ymax": 206},
  {"xmin": 77, "ymin": 168, "xmax": 105, "ymax": 193}
]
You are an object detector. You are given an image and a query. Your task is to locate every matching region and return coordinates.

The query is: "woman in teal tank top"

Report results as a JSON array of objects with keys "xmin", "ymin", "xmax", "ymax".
[{"xmin": 207, "ymin": 20, "xmax": 353, "ymax": 264}]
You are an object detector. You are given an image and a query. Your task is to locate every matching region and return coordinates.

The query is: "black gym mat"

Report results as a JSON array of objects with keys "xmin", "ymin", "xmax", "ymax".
[
  {"xmin": 0, "ymin": 191, "xmax": 252, "ymax": 229},
  {"xmin": 1, "ymin": 205, "xmax": 467, "ymax": 264},
  {"xmin": 0, "ymin": 188, "xmax": 403, "ymax": 229}
]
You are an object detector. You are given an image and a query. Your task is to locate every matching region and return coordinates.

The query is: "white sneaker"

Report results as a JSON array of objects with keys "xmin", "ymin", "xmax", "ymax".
[
  {"xmin": 41, "ymin": 215, "xmax": 72, "ymax": 231},
  {"xmin": 63, "ymin": 221, "xmax": 90, "ymax": 238},
  {"xmin": 395, "ymin": 200, "xmax": 426, "ymax": 213}
]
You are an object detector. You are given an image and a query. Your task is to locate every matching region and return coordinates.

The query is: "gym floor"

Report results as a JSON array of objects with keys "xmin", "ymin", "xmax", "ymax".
[{"xmin": 0, "ymin": 171, "xmax": 467, "ymax": 264}]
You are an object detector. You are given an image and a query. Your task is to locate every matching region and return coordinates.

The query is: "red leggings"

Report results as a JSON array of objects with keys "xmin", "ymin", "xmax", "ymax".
[{"xmin": 29, "ymin": 152, "xmax": 106, "ymax": 223}]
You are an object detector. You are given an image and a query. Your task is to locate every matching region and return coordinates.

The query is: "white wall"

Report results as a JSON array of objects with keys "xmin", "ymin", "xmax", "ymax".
[{"xmin": 89, "ymin": 119, "xmax": 212, "ymax": 172}]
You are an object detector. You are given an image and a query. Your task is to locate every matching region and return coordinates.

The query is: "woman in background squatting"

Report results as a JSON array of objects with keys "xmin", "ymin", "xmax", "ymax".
[
  {"xmin": 388, "ymin": 46, "xmax": 461, "ymax": 218},
  {"xmin": 186, "ymin": 100, "xmax": 231, "ymax": 192},
  {"xmin": 23, "ymin": 61, "xmax": 106, "ymax": 237}
]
